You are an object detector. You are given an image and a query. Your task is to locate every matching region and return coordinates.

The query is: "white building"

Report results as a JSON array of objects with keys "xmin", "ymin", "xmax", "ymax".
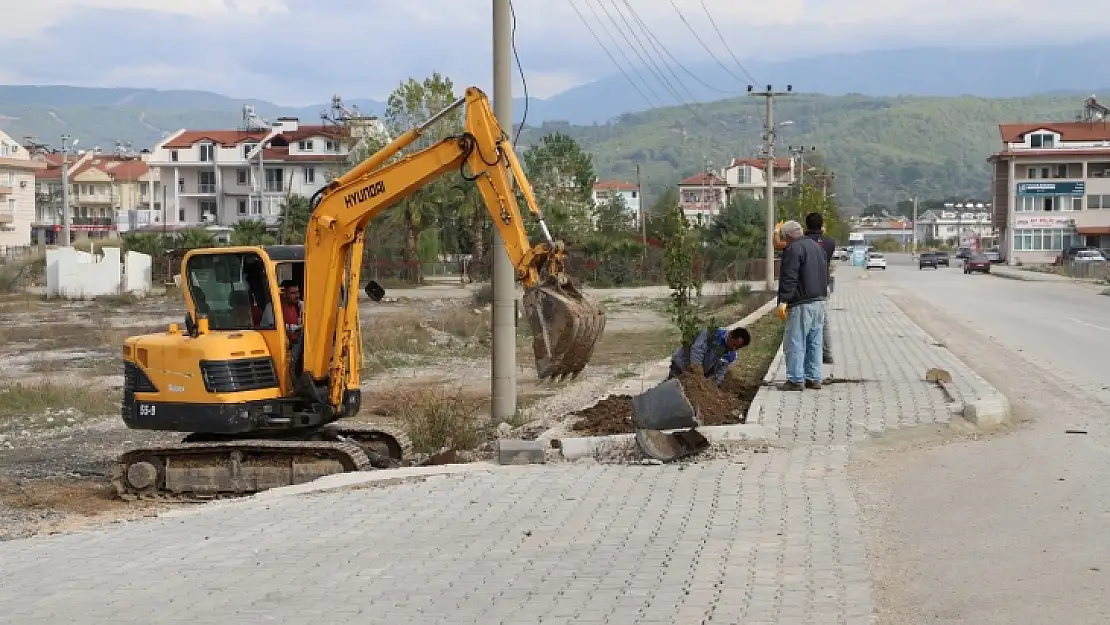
[
  {"xmin": 147, "ymin": 116, "xmax": 364, "ymax": 229},
  {"xmin": 915, "ymin": 206, "xmax": 994, "ymax": 248},
  {"xmin": 720, "ymin": 157, "xmax": 795, "ymax": 202},
  {"xmin": 0, "ymin": 130, "xmax": 46, "ymax": 249},
  {"xmin": 591, "ymin": 180, "xmax": 641, "ymax": 219}
]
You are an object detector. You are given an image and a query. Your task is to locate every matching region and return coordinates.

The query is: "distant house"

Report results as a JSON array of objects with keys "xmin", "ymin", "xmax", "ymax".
[
  {"xmin": 720, "ymin": 157, "xmax": 794, "ymax": 203},
  {"xmin": 0, "ymin": 130, "xmax": 46, "ymax": 248},
  {"xmin": 676, "ymin": 171, "xmax": 726, "ymax": 225},
  {"xmin": 591, "ymin": 179, "xmax": 641, "ymax": 220}
]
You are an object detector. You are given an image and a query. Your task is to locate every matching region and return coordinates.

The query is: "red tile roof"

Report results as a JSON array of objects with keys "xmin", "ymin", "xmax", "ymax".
[
  {"xmin": 678, "ymin": 172, "xmax": 726, "ymax": 186},
  {"xmin": 729, "ymin": 157, "xmax": 792, "ymax": 170},
  {"xmin": 162, "ymin": 124, "xmax": 344, "ymax": 149},
  {"xmin": 593, "ymin": 179, "xmax": 637, "ymax": 192},
  {"xmin": 67, "ymin": 155, "xmax": 151, "ymax": 181},
  {"xmin": 999, "ymin": 122, "xmax": 1110, "ymax": 143}
]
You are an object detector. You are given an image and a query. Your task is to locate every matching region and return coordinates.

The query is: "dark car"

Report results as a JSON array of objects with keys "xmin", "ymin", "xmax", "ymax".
[
  {"xmin": 919, "ymin": 252, "xmax": 939, "ymax": 270},
  {"xmin": 935, "ymin": 251, "xmax": 951, "ymax": 267},
  {"xmin": 956, "ymin": 247, "xmax": 972, "ymax": 259},
  {"xmin": 964, "ymin": 254, "xmax": 991, "ymax": 274}
]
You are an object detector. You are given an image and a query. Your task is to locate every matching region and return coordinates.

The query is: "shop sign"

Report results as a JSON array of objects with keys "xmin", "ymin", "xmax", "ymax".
[
  {"xmin": 1016, "ymin": 181, "xmax": 1085, "ymax": 196},
  {"xmin": 1014, "ymin": 216, "xmax": 1074, "ymax": 228}
]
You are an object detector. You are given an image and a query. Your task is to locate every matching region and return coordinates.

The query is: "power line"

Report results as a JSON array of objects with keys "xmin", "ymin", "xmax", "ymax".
[
  {"xmin": 620, "ymin": 0, "xmax": 741, "ymax": 95},
  {"xmin": 667, "ymin": 0, "xmax": 747, "ymax": 85},
  {"xmin": 605, "ymin": 0, "xmax": 704, "ymax": 110},
  {"xmin": 593, "ymin": 0, "xmax": 692, "ymax": 111},
  {"xmin": 698, "ymin": 0, "xmax": 759, "ymax": 85},
  {"xmin": 569, "ymin": 0, "xmax": 662, "ymax": 107}
]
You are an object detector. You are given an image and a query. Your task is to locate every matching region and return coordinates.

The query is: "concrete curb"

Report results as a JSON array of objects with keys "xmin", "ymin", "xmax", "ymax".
[
  {"xmin": 553, "ymin": 423, "xmax": 771, "ymax": 460},
  {"xmin": 543, "ymin": 297, "xmax": 780, "ymax": 458}
]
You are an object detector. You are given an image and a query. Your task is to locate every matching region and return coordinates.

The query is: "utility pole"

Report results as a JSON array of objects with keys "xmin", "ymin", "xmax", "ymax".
[
  {"xmin": 60, "ymin": 134, "xmax": 77, "ymax": 247},
  {"xmin": 636, "ymin": 164, "xmax": 646, "ymax": 250},
  {"xmin": 491, "ymin": 0, "xmax": 516, "ymax": 421},
  {"xmin": 911, "ymin": 195, "xmax": 919, "ymax": 255},
  {"xmin": 748, "ymin": 84, "xmax": 794, "ymax": 290},
  {"xmin": 789, "ymin": 145, "xmax": 815, "ymax": 188}
]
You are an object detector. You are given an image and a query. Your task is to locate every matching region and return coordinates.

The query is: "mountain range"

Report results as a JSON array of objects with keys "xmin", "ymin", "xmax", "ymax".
[{"xmin": 1, "ymin": 41, "xmax": 1108, "ymax": 206}]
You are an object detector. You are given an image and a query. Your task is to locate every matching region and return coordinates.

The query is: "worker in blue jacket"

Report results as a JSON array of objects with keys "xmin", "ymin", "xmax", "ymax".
[{"xmin": 669, "ymin": 326, "xmax": 751, "ymax": 386}]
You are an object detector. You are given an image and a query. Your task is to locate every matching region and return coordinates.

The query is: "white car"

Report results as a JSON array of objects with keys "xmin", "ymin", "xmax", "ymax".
[
  {"xmin": 865, "ymin": 253, "xmax": 887, "ymax": 270},
  {"xmin": 1073, "ymin": 250, "xmax": 1106, "ymax": 263},
  {"xmin": 832, "ymin": 248, "xmax": 849, "ymax": 261}
]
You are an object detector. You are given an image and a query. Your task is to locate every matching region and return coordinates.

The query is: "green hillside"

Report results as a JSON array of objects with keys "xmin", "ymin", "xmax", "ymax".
[{"xmin": 515, "ymin": 93, "xmax": 1088, "ymax": 209}]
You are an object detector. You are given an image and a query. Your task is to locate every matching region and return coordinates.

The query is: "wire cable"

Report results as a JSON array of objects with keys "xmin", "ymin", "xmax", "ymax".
[
  {"xmin": 619, "ymin": 0, "xmax": 741, "ymax": 95},
  {"xmin": 667, "ymin": 0, "xmax": 747, "ymax": 84},
  {"xmin": 699, "ymin": 0, "xmax": 759, "ymax": 85},
  {"xmin": 592, "ymin": 0, "xmax": 690, "ymax": 110},
  {"xmin": 608, "ymin": 0, "xmax": 710, "ymax": 107},
  {"xmin": 571, "ymin": 0, "xmax": 662, "ymax": 107},
  {"xmin": 572, "ymin": 0, "xmax": 657, "ymax": 107},
  {"xmin": 508, "ymin": 0, "xmax": 528, "ymax": 145}
]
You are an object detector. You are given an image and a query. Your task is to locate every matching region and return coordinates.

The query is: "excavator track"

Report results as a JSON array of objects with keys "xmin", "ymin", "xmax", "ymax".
[
  {"xmin": 325, "ymin": 423, "xmax": 414, "ymax": 467},
  {"xmin": 111, "ymin": 439, "xmax": 371, "ymax": 503}
]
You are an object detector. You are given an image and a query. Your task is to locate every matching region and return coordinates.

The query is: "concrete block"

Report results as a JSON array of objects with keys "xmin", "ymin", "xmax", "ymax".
[
  {"xmin": 497, "ymin": 439, "xmax": 546, "ymax": 465},
  {"xmin": 963, "ymin": 394, "xmax": 1011, "ymax": 428}
]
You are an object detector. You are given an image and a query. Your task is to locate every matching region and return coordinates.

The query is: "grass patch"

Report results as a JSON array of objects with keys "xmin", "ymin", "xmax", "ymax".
[
  {"xmin": 387, "ymin": 388, "xmax": 492, "ymax": 454},
  {"xmin": 723, "ymin": 313, "xmax": 784, "ymax": 387},
  {"xmin": 0, "ymin": 381, "xmax": 119, "ymax": 426},
  {"xmin": 360, "ymin": 307, "xmax": 492, "ymax": 373},
  {"xmin": 588, "ymin": 328, "xmax": 679, "ymax": 367}
]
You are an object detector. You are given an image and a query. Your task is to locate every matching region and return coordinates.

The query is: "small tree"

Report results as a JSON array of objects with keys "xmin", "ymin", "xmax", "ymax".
[
  {"xmin": 658, "ymin": 201, "xmax": 707, "ymax": 349},
  {"xmin": 276, "ymin": 194, "xmax": 313, "ymax": 244},
  {"xmin": 231, "ymin": 220, "xmax": 276, "ymax": 246},
  {"xmin": 592, "ymin": 193, "xmax": 636, "ymax": 237}
]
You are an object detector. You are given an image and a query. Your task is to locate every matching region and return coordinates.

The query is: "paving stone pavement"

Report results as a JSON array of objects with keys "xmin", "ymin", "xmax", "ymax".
[
  {"xmin": 755, "ymin": 267, "xmax": 994, "ymax": 445},
  {"xmin": 0, "ymin": 449, "xmax": 870, "ymax": 625},
  {"xmin": 0, "ymin": 266, "xmax": 997, "ymax": 624}
]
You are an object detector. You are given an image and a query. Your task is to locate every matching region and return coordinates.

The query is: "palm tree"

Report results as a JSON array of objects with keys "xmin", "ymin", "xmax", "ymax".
[
  {"xmin": 177, "ymin": 228, "xmax": 217, "ymax": 250},
  {"xmin": 231, "ymin": 220, "xmax": 276, "ymax": 246},
  {"xmin": 276, "ymin": 194, "xmax": 313, "ymax": 244}
]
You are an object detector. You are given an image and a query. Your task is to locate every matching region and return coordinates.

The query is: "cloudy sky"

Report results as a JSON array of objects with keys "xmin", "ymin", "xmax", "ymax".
[{"xmin": 0, "ymin": 0, "xmax": 1102, "ymax": 104}]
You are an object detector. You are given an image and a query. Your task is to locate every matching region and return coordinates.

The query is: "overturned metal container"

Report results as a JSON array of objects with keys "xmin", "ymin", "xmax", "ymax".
[{"xmin": 630, "ymin": 378, "xmax": 708, "ymax": 462}]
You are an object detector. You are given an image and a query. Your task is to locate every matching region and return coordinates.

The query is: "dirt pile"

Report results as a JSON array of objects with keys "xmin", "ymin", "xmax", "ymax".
[{"xmin": 569, "ymin": 371, "xmax": 759, "ymax": 437}]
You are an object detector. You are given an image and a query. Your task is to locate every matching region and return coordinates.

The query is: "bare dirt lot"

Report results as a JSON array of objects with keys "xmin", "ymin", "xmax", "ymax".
[{"xmin": 0, "ymin": 282, "xmax": 771, "ymax": 540}]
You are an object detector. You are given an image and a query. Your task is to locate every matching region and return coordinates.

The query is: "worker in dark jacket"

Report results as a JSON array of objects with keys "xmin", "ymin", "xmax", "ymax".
[
  {"xmin": 804, "ymin": 212, "xmax": 836, "ymax": 364},
  {"xmin": 774, "ymin": 220, "xmax": 829, "ymax": 391},
  {"xmin": 669, "ymin": 326, "xmax": 751, "ymax": 386}
]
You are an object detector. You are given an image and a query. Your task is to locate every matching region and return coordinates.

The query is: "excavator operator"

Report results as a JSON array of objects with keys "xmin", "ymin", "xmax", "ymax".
[{"xmin": 260, "ymin": 279, "xmax": 304, "ymax": 340}]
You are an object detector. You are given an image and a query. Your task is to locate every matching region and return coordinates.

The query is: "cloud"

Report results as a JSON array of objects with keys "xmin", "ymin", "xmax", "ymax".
[{"xmin": 1, "ymin": 0, "xmax": 1108, "ymax": 104}]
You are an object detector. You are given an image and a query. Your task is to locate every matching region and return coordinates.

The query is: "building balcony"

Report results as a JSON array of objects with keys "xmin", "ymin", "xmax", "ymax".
[
  {"xmin": 0, "ymin": 211, "xmax": 14, "ymax": 223},
  {"xmin": 0, "ymin": 184, "xmax": 13, "ymax": 195},
  {"xmin": 72, "ymin": 216, "xmax": 115, "ymax": 226},
  {"xmin": 177, "ymin": 184, "xmax": 218, "ymax": 195}
]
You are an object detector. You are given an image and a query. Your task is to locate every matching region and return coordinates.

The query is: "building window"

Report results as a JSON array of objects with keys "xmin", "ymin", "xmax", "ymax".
[
  {"xmin": 304, "ymin": 167, "xmax": 316, "ymax": 184},
  {"xmin": 198, "ymin": 171, "xmax": 216, "ymax": 193},
  {"xmin": 237, "ymin": 199, "xmax": 247, "ymax": 215},
  {"xmin": 199, "ymin": 143, "xmax": 214, "ymax": 162},
  {"xmin": 1073, "ymin": 197, "xmax": 1084, "ymax": 211},
  {"xmin": 178, "ymin": 207, "xmax": 185, "ymax": 222},
  {"xmin": 199, "ymin": 199, "xmax": 217, "ymax": 222},
  {"xmin": 631, "ymin": 190, "xmax": 638, "ymax": 198},
  {"xmin": 1030, "ymin": 133, "xmax": 1055, "ymax": 148},
  {"xmin": 325, "ymin": 140, "xmax": 336, "ymax": 152},
  {"xmin": 1087, "ymin": 194, "xmax": 1110, "ymax": 209},
  {"xmin": 265, "ymin": 168, "xmax": 284, "ymax": 192},
  {"xmin": 1014, "ymin": 228, "xmax": 1078, "ymax": 251},
  {"xmin": 243, "ymin": 143, "xmax": 258, "ymax": 159},
  {"xmin": 1019, "ymin": 195, "xmax": 1080, "ymax": 212},
  {"xmin": 170, "ymin": 150, "xmax": 179, "ymax": 162},
  {"xmin": 251, "ymin": 198, "xmax": 262, "ymax": 215},
  {"xmin": 237, "ymin": 169, "xmax": 248, "ymax": 185},
  {"xmin": 6, "ymin": 198, "xmax": 15, "ymax": 215},
  {"xmin": 298, "ymin": 140, "xmax": 314, "ymax": 151}
]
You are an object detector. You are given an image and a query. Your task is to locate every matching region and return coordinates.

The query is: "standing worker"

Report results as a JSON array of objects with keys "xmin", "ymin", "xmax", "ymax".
[
  {"xmin": 803, "ymin": 212, "xmax": 836, "ymax": 364},
  {"xmin": 775, "ymin": 220, "xmax": 829, "ymax": 391},
  {"xmin": 669, "ymin": 326, "xmax": 752, "ymax": 387}
]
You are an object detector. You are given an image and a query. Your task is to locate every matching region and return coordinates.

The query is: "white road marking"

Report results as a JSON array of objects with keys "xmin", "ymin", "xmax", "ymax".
[{"xmin": 1066, "ymin": 317, "xmax": 1110, "ymax": 334}]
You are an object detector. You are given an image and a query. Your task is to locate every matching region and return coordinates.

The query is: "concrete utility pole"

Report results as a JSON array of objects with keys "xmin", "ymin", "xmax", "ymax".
[
  {"xmin": 912, "ymin": 195, "xmax": 919, "ymax": 255},
  {"xmin": 636, "ymin": 164, "xmax": 647, "ymax": 250},
  {"xmin": 789, "ymin": 145, "xmax": 815, "ymax": 188},
  {"xmin": 491, "ymin": 0, "xmax": 516, "ymax": 421},
  {"xmin": 748, "ymin": 84, "xmax": 794, "ymax": 291},
  {"xmin": 60, "ymin": 134, "xmax": 77, "ymax": 247}
]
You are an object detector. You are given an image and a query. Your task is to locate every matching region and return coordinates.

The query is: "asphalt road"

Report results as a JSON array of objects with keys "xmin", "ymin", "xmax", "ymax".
[{"xmin": 851, "ymin": 256, "xmax": 1110, "ymax": 624}]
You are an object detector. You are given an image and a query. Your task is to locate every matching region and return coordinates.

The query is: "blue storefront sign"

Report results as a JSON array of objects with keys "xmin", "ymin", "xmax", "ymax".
[{"xmin": 1017, "ymin": 181, "xmax": 1086, "ymax": 196}]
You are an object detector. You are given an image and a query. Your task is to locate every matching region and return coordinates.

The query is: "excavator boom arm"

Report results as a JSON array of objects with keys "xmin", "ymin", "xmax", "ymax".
[{"xmin": 301, "ymin": 87, "xmax": 603, "ymax": 410}]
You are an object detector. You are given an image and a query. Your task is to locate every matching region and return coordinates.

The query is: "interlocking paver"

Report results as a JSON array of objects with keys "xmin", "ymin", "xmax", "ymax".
[{"xmin": 755, "ymin": 268, "xmax": 990, "ymax": 444}]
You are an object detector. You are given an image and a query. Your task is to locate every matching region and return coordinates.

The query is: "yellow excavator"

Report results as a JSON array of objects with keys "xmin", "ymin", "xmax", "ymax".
[{"xmin": 114, "ymin": 87, "xmax": 606, "ymax": 501}]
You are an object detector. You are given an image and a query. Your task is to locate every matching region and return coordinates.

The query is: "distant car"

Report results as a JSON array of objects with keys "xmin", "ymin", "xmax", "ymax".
[
  {"xmin": 982, "ymin": 249, "xmax": 1002, "ymax": 264},
  {"xmin": 934, "ymin": 251, "xmax": 951, "ymax": 267},
  {"xmin": 865, "ymin": 253, "xmax": 887, "ymax": 270},
  {"xmin": 832, "ymin": 248, "xmax": 849, "ymax": 261},
  {"xmin": 918, "ymin": 252, "xmax": 939, "ymax": 270},
  {"xmin": 964, "ymin": 254, "xmax": 991, "ymax": 274},
  {"xmin": 956, "ymin": 247, "xmax": 972, "ymax": 259},
  {"xmin": 1072, "ymin": 249, "xmax": 1106, "ymax": 263}
]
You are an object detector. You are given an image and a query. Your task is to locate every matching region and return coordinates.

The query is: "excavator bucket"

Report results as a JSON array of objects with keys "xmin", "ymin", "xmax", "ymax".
[{"xmin": 522, "ymin": 276, "xmax": 606, "ymax": 381}]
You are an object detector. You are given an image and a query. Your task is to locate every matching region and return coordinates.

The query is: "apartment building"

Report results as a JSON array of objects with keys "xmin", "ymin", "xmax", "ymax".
[
  {"xmin": 146, "ymin": 117, "xmax": 351, "ymax": 229},
  {"xmin": 720, "ymin": 157, "xmax": 795, "ymax": 202},
  {"xmin": 591, "ymin": 179, "xmax": 641, "ymax": 220},
  {"xmin": 677, "ymin": 172, "xmax": 726, "ymax": 224},
  {"xmin": 31, "ymin": 150, "xmax": 161, "ymax": 244},
  {"xmin": 0, "ymin": 130, "xmax": 46, "ymax": 248},
  {"xmin": 915, "ymin": 204, "xmax": 994, "ymax": 249},
  {"xmin": 990, "ymin": 97, "xmax": 1110, "ymax": 263}
]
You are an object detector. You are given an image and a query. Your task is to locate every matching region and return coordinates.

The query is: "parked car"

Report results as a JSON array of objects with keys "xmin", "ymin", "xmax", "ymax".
[
  {"xmin": 1072, "ymin": 249, "xmax": 1106, "ymax": 263},
  {"xmin": 865, "ymin": 253, "xmax": 887, "ymax": 270},
  {"xmin": 982, "ymin": 249, "xmax": 1002, "ymax": 263},
  {"xmin": 956, "ymin": 247, "xmax": 972, "ymax": 259},
  {"xmin": 964, "ymin": 254, "xmax": 991, "ymax": 274},
  {"xmin": 934, "ymin": 251, "xmax": 951, "ymax": 267},
  {"xmin": 832, "ymin": 247, "xmax": 849, "ymax": 261},
  {"xmin": 919, "ymin": 252, "xmax": 939, "ymax": 270},
  {"xmin": 1057, "ymin": 246, "xmax": 1096, "ymax": 265}
]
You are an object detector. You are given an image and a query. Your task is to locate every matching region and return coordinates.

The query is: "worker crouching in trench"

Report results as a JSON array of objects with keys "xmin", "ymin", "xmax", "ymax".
[{"xmin": 668, "ymin": 326, "xmax": 752, "ymax": 386}]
